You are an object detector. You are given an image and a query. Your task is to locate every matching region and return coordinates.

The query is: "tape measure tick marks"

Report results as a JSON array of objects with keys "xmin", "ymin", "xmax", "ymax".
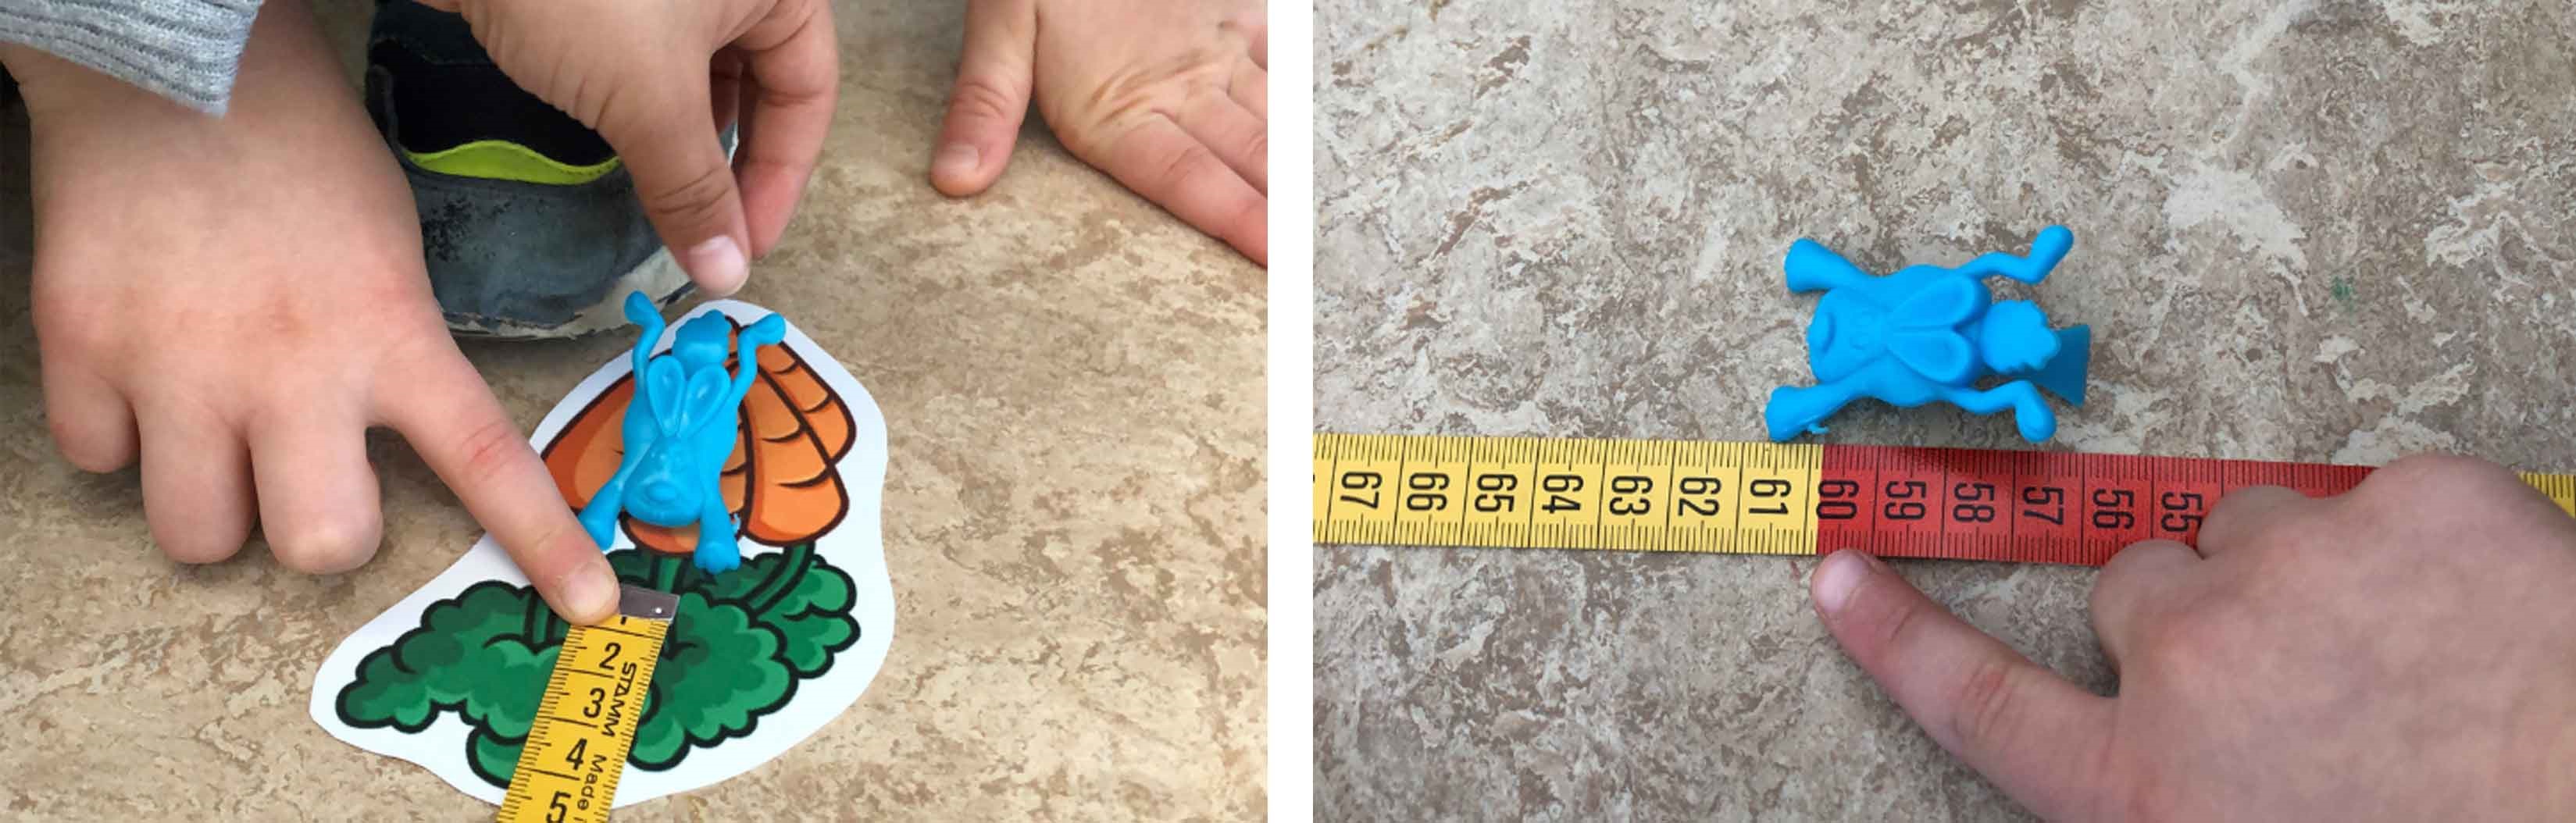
[
  {"xmin": 498, "ymin": 586, "xmax": 678, "ymax": 823},
  {"xmin": 1315, "ymin": 433, "xmax": 2576, "ymax": 565}
]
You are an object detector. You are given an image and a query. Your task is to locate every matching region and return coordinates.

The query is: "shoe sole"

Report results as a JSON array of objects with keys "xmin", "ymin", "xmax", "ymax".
[{"xmin": 444, "ymin": 247, "xmax": 696, "ymax": 340}]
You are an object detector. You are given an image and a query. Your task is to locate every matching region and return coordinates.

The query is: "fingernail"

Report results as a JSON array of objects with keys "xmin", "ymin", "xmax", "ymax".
[
  {"xmin": 684, "ymin": 235, "xmax": 748, "ymax": 297},
  {"xmin": 933, "ymin": 143, "xmax": 980, "ymax": 179},
  {"xmin": 1813, "ymin": 550, "xmax": 1873, "ymax": 615},
  {"xmin": 562, "ymin": 562, "xmax": 619, "ymax": 623}
]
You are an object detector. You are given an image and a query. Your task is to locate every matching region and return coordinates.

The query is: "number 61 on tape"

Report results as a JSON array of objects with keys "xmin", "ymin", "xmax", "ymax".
[{"xmin": 497, "ymin": 586, "xmax": 677, "ymax": 823}]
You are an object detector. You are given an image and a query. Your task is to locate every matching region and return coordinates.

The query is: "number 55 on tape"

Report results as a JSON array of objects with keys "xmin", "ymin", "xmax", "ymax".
[{"xmin": 497, "ymin": 586, "xmax": 677, "ymax": 823}]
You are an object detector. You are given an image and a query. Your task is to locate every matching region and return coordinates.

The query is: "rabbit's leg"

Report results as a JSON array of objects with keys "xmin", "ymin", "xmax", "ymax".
[
  {"xmin": 576, "ymin": 460, "xmax": 637, "ymax": 549},
  {"xmin": 1764, "ymin": 380, "xmax": 1860, "ymax": 441},
  {"xmin": 690, "ymin": 487, "xmax": 742, "ymax": 573},
  {"xmin": 1935, "ymin": 226, "xmax": 2073, "ymax": 285},
  {"xmin": 1785, "ymin": 239, "xmax": 1873, "ymax": 293},
  {"xmin": 1939, "ymin": 381, "xmax": 2055, "ymax": 441}
]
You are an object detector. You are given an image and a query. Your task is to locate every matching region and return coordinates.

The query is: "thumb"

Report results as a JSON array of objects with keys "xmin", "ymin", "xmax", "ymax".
[
  {"xmin": 603, "ymin": 84, "xmax": 754, "ymax": 297},
  {"xmin": 1810, "ymin": 549, "xmax": 2118, "ymax": 821},
  {"xmin": 929, "ymin": 0, "xmax": 1036, "ymax": 196}
]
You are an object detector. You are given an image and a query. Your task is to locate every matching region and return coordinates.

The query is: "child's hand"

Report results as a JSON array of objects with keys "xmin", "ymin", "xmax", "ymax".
[
  {"xmin": 415, "ymin": 0, "xmax": 840, "ymax": 297},
  {"xmin": 1811, "ymin": 454, "xmax": 2576, "ymax": 821},
  {"xmin": 3, "ymin": 0, "xmax": 620, "ymax": 624},
  {"xmin": 931, "ymin": 0, "xmax": 1268, "ymax": 265}
]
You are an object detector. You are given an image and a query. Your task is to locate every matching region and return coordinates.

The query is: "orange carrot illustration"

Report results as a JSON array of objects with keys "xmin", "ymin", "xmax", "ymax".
[{"xmin": 544, "ymin": 317, "xmax": 854, "ymax": 555}]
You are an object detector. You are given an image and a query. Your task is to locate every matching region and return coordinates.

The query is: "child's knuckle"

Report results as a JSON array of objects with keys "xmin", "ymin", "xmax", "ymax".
[
  {"xmin": 450, "ymin": 415, "xmax": 525, "ymax": 488},
  {"xmin": 2368, "ymin": 453, "xmax": 2511, "ymax": 498},
  {"xmin": 155, "ymin": 523, "xmax": 245, "ymax": 565},
  {"xmin": 641, "ymin": 163, "xmax": 737, "ymax": 230},
  {"xmin": 947, "ymin": 77, "xmax": 1022, "ymax": 123},
  {"xmin": 1946, "ymin": 655, "xmax": 2029, "ymax": 750},
  {"xmin": 272, "ymin": 515, "xmax": 382, "ymax": 573}
]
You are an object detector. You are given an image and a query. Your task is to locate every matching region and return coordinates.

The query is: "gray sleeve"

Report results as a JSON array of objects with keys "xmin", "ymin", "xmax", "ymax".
[{"xmin": 0, "ymin": 0, "xmax": 263, "ymax": 114}]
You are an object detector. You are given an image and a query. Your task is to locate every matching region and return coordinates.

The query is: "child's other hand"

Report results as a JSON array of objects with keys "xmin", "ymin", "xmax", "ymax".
[
  {"xmin": 931, "ymin": 0, "xmax": 1268, "ymax": 266},
  {"xmin": 416, "ymin": 0, "xmax": 839, "ymax": 297},
  {"xmin": 1810, "ymin": 454, "xmax": 2576, "ymax": 821},
  {"xmin": 4, "ymin": 0, "xmax": 620, "ymax": 624}
]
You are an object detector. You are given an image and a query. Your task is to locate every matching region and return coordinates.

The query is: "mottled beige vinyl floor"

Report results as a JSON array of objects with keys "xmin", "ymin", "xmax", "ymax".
[
  {"xmin": 0, "ymin": 2, "xmax": 1264, "ymax": 820},
  {"xmin": 1318, "ymin": 1, "xmax": 2575, "ymax": 820}
]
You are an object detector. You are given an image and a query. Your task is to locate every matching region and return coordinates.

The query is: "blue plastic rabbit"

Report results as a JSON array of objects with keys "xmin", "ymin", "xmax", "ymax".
[
  {"xmin": 1764, "ymin": 226, "xmax": 2091, "ymax": 443},
  {"xmin": 578, "ymin": 291, "xmax": 789, "ymax": 573}
]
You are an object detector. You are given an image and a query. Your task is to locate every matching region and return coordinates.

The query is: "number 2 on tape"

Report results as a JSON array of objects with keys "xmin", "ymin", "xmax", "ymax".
[{"xmin": 497, "ymin": 586, "xmax": 677, "ymax": 823}]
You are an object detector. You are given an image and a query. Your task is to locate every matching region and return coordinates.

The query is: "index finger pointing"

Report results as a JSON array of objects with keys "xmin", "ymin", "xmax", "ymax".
[
  {"xmin": 379, "ymin": 348, "xmax": 620, "ymax": 625},
  {"xmin": 1811, "ymin": 550, "xmax": 2118, "ymax": 821}
]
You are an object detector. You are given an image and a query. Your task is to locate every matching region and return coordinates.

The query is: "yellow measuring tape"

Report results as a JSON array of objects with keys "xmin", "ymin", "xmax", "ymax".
[
  {"xmin": 497, "ymin": 586, "xmax": 677, "ymax": 823},
  {"xmin": 1312, "ymin": 433, "xmax": 1823, "ymax": 554},
  {"xmin": 1314, "ymin": 433, "xmax": 2576, "ymax": 563}
]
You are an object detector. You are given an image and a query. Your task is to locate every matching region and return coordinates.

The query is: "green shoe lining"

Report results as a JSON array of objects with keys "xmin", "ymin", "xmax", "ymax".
[{"xmin": 405, "ymin": 139, "xmax": 622, "ymax": 185}]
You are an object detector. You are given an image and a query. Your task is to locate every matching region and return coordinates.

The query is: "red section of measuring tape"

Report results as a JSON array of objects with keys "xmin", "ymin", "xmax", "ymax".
[{"xmin": 1816, "ymin": 446, "xmax": 2375, "ymax": 565}]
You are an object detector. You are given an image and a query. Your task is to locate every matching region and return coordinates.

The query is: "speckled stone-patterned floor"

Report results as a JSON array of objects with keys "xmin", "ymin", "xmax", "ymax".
[
  {"xmin": 0, "ymin": 2, "xmax": 1264, "ymax": 819},
  {"xmin": 1317, "ymin": 1, "xmax": 2574, "ymax": 819}
]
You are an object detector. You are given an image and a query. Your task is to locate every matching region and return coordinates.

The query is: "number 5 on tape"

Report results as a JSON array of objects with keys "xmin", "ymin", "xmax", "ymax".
[{"xmin": 498, "ymin": 586, "xmax": 678, "ymax": 823}]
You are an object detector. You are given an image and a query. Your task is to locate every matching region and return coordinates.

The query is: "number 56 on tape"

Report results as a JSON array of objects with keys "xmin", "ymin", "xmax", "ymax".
[{"xmin": 497, "ymin": 586, "xmax": 677, "ymax": 823}]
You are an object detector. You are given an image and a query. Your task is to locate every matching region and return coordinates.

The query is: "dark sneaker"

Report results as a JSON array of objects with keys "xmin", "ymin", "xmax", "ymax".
[{"xmin": 364, "ymin": 0, "xmax": 717, "ymax": 338}]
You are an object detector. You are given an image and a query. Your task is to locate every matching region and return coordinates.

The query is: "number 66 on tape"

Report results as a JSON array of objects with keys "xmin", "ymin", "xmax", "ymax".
[{"xmin": 497, "ymin": 586, "xmax": 677, "ymax": 823}]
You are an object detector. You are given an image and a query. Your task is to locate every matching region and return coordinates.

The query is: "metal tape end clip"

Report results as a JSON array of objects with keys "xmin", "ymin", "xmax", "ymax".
[{"xmin": 617, "ymin": 585, "xmax": 680, "ymax": 621}]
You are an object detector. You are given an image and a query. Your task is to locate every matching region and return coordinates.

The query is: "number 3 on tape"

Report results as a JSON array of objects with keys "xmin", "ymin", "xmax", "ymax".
[{"xmin": 498, "ymin": 586, "xmax": 678, "ymax": 823}]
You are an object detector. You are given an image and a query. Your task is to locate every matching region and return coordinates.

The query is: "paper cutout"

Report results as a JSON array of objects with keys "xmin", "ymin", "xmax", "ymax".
[{"xmin": 307, "ymin": 300, "xmax": 894, "ymax": 808}]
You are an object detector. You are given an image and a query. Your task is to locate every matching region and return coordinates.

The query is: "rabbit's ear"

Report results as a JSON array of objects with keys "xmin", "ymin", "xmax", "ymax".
[
  {"xmin": 643, "ymin": 357, "xmax": 690, "ymax": 435},
  {"xmin": 676, "ymin": 365, "xmax": 734, "ymax": 437},
  {"xmin": 1893, "ymin": 276, "xmax": 1983, "ymax": 328}
]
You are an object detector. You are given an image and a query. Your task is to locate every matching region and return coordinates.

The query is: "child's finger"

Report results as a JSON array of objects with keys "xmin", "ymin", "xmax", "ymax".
[
  {"xmin": 1177, "ymin": 90, "xmax": 1266, "ymax": 193},
  {"xmin": 133, "ymin": 403, "xmax": 256, "ymax": 565},
  {"xmin": 1231, "ymin": 57, "xmax": 1266, "ymax": 121},
  {"xmin": 1090, "ymin": 116, "xmax": 1266, "ymax": 265},
  {"xmin": 1227, "ymin": 15, "xmax": 1266, "ymax": 69},
  {"xmin": 36, "ymin": 352, "xmax": 137, "ymax": 472},
  {"xmin": 604, "ymin": 79, "xmax": 752, "ymax": 298},
  {"xmin": 2193, "ymin": 484, "xmax": 2317, "ymax": 556},
  {"xmin": 1810, "ymin": 550, "xmax": 2118, "ymax": 821},
  {"xmin": 929, "ymin": 0, "xmax": 1035, "ymax": 198},
  {"xmin": 733, "ymin": 0, "xmax": 837, "ymax": 257},
  {"xmin": 248, "ymin": 412, "xmax": 384, "ymax": 575},
  {"xmin": 711, "ymin": 48, "xmax": 745, "ymax": 135},
  {"xmin": 2089, "ymin": 539, "xmax": 2200, "ymax": 673},
  {"xmin": 377, "ymin": 350, "xmax": 620, "ymax": 625}
]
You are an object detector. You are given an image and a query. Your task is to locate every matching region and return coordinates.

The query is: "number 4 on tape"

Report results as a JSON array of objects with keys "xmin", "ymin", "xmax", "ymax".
[{"xmin": 498, "ymin": 586, "xmax": 678, "ymax": 823}]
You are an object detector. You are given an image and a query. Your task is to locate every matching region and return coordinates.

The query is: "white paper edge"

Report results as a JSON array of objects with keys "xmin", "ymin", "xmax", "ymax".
[{"xmin": 305, "ymin": 300, "xmax": 896, "ymax": 808}]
